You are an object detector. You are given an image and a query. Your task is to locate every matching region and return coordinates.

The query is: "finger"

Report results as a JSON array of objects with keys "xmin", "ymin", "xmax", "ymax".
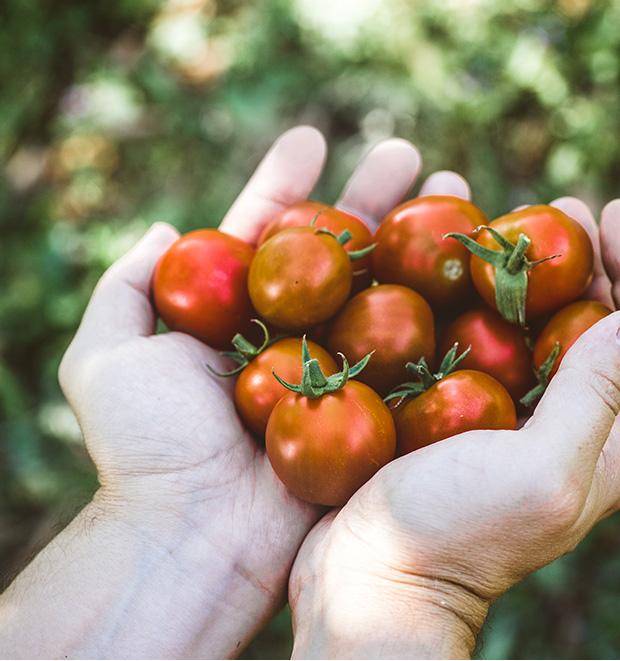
[
  {"xmin": 68, "ymin": 223, "xmax": 179, "ymax": 352},
  {"xmin": 527, "ymin": 311, "xmax": 620, "ymax": 476},
  {"xmin": 600, "ymin": 199, "xmax": 620, "ymax": 308},
  {"xmin": 551, "ymin": 197, "xmax": 613, "ymax": 307},
  {"xmin": 219, "ymin": 125, "xmax": 327, "ymax": 245},
  {"xmin": 335, "ymin": 138, "xmax": 421, "ymax": 231},
  {"xmin": 418, "ymin": 170, "xmax": 471, "ymax": 199}
]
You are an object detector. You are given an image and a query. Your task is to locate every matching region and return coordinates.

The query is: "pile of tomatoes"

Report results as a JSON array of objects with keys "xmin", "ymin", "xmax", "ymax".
[{"xmin": 152, "ymin": 196, "xmax": 610, "ymax": 507}]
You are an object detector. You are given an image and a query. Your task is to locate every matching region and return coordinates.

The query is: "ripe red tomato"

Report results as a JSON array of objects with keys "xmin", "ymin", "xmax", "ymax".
[
  {"xmin": 257, "ymin": 200, "xmax": 374, "ymax": 294},
  {"xmin": 152, "ymin": 229, "xmax": 255, "ymax": 349},
  {"xmin": 248, "ymin": 227, "xmax": 354, "ymax": 331},
  {"xmin": 234, "ymin": 337, "xmax": 338, "ymax": 438},
  {"xmin": 468, "ymin": 205, "xmax": 594, "ymax": 324},
  {"xmin": 439, "ymin": 307, "xmax": 535, "ymax": 402},
  {"xmin": 533, "ymin": 299, "xmax": 612, "ymax": 378},
  {"xmin": 326, "ymin": 284, "xmax": 435, "ymax": 396},
  {"xmin": 390, "ymin": 370, "xmax": 517, "ymax": 457},
  {"xmin": 265, "ymin": 379, "xmax": 396, "ymax": 506},
  {"xmin": 371, "ymin": 195, "xmax": 489, "ymax": 312}
]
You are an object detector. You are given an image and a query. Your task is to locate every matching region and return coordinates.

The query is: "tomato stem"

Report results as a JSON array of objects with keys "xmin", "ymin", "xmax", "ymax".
[
  {"xmin": 273, "ymin": 336, "xmax": 372, "ymax": 398},
  {"xmin": 520, "ymin": 341, "xmax": 560, "ymax": 407},
  {"xmin": 207, "ymin": 319, "xmax": 278, "ymax": 376},
  {"xmin": 445, "ymin": 226, "xmax": 560, "ymax": 327},
  {"xmin": 385, "ymin": 343, "xmax": 471, "ymax": 404}
]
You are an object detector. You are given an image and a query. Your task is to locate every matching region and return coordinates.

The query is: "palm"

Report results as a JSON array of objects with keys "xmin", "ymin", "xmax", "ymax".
[
  {"xmin": 290, "ymin": 198, "xmax": 620, "ymax": 632},
  {"xmin": 59, "ymin": 126, "xmax": 428, "ymax": 609}
]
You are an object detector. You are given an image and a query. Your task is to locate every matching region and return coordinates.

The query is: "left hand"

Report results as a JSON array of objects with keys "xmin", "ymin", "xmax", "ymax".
[
  {"xmin": 57, "ymin": 125, "xmax": 422, "ymax": 656},
  {"xmin": 288, "ymin": 196, "xmax": 620, "ymax": 660}
]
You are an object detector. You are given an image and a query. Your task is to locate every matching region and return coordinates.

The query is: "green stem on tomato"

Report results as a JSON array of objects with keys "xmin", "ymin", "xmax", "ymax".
[
  {"xmin": 444, "ymin": 226, "xmax": 560, "ymax": 327},
  {"xmin": 273, "ymin": 336, "xmax": 372, "ymax": 399},
  {"xmin": 520, "ymin": 342, "xmax": 561, "ymax": 407}
]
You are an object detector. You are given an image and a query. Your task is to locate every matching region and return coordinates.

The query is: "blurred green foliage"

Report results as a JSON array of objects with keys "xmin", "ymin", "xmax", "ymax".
[{"xmin": 1, "ymin": 0, "xmax": 620, "ymax": 658}]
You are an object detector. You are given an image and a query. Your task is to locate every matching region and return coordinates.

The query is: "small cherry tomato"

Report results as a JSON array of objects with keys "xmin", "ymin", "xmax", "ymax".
[
  {"xmin": 467, "ymin": 205, "xmax": 594, "ymax": 324},
  {"xmin": 257, "ymin": 200, "xmax": 374, "ymax": 294},
  {"xmin": 371, "ymin": 195, "xmax": 489, "ymax": 312},
  {"xmin": 248, "ymin": 227, "xmax": 354, "ymax": 331},
  {"xmin": 235, "ymin": 337, "xmax": 338, "ymax": 438},
  {"xmin": 152, "ymin": 229, "xmax": 255, "ymax": 349},
  {"xmin": 439, "ymin": 307, "xmax": 535, "ymax": 402},
  {"xmin": 391, "ymin": 370, "xmax": 517, "ymax": 457},
  {"xmin": 326, "ymin": 284, "xmax": 436, "ymax": 396},
  {"xmin": 533, "ymin": 299, "xmax": 612, "ymax": 378},
  {"xmin": 266, "ymin": 379, "xmax": 396, "ymax": 506}
]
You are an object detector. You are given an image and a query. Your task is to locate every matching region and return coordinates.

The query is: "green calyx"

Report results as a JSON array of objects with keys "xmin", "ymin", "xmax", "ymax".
[
  {"xmin": 207, "ymin": 319, "xmax": 278, "ymax": 377},
  {"xmin": 444, "ymin": 226, "xmax": 560, "ymax": 327},
  {"xmin": 272, "ymin": 336, "xmax": 372, "ymax": 398},
  {"xmin": 309, "ymin": 212, "xmax": 375, "ymax": 262},
  {"xmin": 385, "ymin": 343, "xmax": 471, "ymax": 405},
  {"xmin": 520, "ymin": 341, "xmax": 561, "ymax": 407}
]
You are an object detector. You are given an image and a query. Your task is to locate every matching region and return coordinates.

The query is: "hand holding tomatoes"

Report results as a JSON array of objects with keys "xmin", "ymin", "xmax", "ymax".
[
  {"xmin": 289, "ymin": 308, "xmax": 620, "ymax": 659},
  {"xmin": 48, "ymin": 126, "xmax": 427, "ymax": 659}
]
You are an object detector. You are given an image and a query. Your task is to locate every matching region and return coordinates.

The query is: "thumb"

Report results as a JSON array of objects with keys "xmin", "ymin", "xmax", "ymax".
[{"xmin": 528, "ymin": 310, "xmax": 620, "ymax": 471}]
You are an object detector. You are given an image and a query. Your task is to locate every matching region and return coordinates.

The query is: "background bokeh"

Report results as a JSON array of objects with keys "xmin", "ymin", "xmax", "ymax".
[{"xmin": 2, "ymin": 0, "xmax": 620, "ymax": 658}]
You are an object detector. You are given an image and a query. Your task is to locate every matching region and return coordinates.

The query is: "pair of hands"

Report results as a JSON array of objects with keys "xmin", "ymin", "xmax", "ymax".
[{"xmin": 58, "ymin": 126, "xmax": 620, "ymax": 658}]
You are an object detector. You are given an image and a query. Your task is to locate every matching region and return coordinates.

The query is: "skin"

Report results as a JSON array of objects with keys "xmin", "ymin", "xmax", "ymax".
[
  {"xmin": 288, "ymin": 196, "xmax": 620, "ymax": 660},
  {"xmin": 0, "ymin": 125, "xmax": 422, "ymax": 659},
  {"xmin": 4, "ymin": 122, "xmax": 620, "ymax": 659}
]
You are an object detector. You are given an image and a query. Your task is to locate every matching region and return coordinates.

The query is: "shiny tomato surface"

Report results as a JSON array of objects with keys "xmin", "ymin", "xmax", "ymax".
[
  {"xmin": 372, "ymin": 195, "xmax": 489, "ymax": 311},
  {"xmin": 235, "ymin": 337, "xmax": 338, "ymax": 438},
  {"xmin": 391, "ymin": 370, "xmax": 517, "ymax": 457},
  {"xmin": 248, "ymin": 227, "xmax": 353, "ymax": 331},
  {"xmin": 257, "ymin": 200, "xmax": 374, "ymax": 293},
  {"xmin": 533, "ymin": 299, "xmax": 612, "ymax": 377},
  {"xmin": 470, "ymin": 205, "xmax": 594, "ymax": 322},
  {"xmin": 439, "ymin": 307, "xmax": 535, "ymax": 402},
  {"xmin": 152, "ymin": 229, "xmax": 255, "ymax": 349},
  {"xmin": 326, "ymin": 284, "xmax": 436, "ymax": 396},
  {"xmin": 266, "ymin": 380, "xmax": 396, "ymax": 506}
]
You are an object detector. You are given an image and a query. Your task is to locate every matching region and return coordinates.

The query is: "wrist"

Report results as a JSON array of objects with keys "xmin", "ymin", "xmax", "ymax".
[
  {"xmin": 90, "ymin": 482, "xmax": 294, "ymax": 657},
  {"xmin": 288, "ymin": 515, "xmax": 489, "ymax": 660},
  {"xmin": 290, "ymin": 572, "xmax": 486, "ymax": 659}
]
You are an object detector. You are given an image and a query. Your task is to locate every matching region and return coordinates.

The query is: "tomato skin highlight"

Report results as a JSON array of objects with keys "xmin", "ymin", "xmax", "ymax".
[
  {"xmin": 234, "ymin": 338, "xmax": 339, "ymax": 438},
  {"xmin": 265, "ymin": 380, "xmax": 396, "ymax": 506},
  {"xmin": 152, "ymin": 229, "xmax": 256, "ymax": 349},
  {"xmin": 371, "ymin": 195, "xmax": 489, "ymax": 311},
  {"xmin": 533, "ymin": 299, "xmax": 612, "ymax": 378},
  {"xmin": 257, "ymin": 200, "xmax": 374, "ymax": 293},
  {"xmin": 327, "ymin": 284, "xmax": 436, "ymax": 397},
  {"xmin": 248, "ymin": 227, "xmax": 353, "ymax": 331},
  {"xmin": 470, "ymin": 205, "xmax": 594, "ymax": 322},
  {"xmin": 391, "ymin": 370, "xmax": 517, "ymax": 457},
  {"xmin": 439, "ymin": 307, "xmax": 535, "ymax": 402}
]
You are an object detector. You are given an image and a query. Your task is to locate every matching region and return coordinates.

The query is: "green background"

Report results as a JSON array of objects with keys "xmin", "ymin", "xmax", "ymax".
[{"xmin": 1, "ymin": 0, "xmax": 620, "ymax": 658}]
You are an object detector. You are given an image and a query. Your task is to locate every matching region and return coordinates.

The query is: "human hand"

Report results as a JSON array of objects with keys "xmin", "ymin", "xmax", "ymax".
[
  {"xmin": 56, "ymin": 125, "xmax": 422, "ymax": 656},
  {"xmin": 288, "ymin": 195, "xmax": 620, "ymax": 659}
]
